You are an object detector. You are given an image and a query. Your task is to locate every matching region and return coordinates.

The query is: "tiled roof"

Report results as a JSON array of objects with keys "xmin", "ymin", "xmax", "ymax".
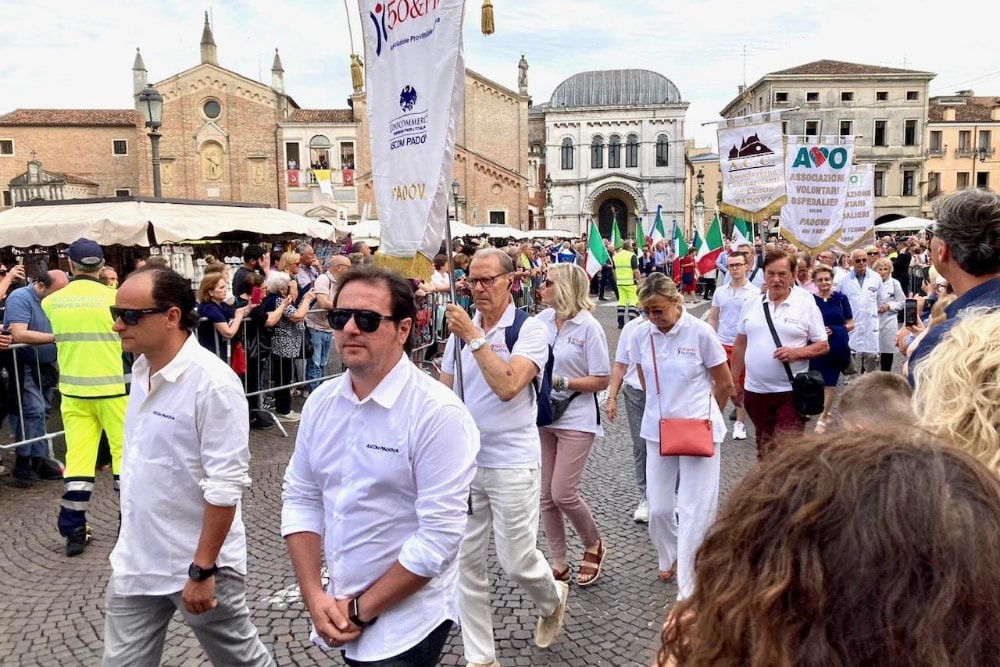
[
  {"xmin": 286, "ymin": 109, "xmax": 354, "ymax": 124},
  {"xmin": 768, "ymin": 60, "xmax": 934, "ymax": 77},
  {"xmin": 929, "ymin": 96, "xmax": 1000, "ymax": 122},
  {"xmin": 0, "ymin": 109, "xmax": 142, "ymax": 127},
  {"xmin": 9, "ymin": 170, "xmax": 99, "ymax": 187}
]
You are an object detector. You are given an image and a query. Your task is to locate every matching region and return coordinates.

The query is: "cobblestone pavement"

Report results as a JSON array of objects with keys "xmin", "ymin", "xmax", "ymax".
[{"xmin": 0, "ymin": 296, "xmax": 759, "ymax": 666}]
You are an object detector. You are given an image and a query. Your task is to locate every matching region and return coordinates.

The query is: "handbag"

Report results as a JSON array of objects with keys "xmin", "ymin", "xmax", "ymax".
[
  {"xmin": 650, "ymin": 334, "xmax": 715, "ymax": 457},
  {"xmin": 230, "ymin": 340, "xmax": 247, "ymax": 375},
  {"xmin": 762, "ymin": 300, "xmax": 825, "ymax": 416}
]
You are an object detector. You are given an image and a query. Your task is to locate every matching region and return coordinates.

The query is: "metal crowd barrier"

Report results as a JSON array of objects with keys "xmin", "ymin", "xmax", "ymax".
[{"xmin": 0, "ymin": 341, "xmax": 63, "ymax": 459}]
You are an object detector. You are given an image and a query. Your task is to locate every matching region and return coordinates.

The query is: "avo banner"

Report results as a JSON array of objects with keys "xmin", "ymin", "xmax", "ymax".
[
  {"xmin": 834, "ymin": 163, "xmax": 875, "ymax": 252},
  {"xmin": 779, "ymin": 135, "xmax": 855, "ymax": 250}
]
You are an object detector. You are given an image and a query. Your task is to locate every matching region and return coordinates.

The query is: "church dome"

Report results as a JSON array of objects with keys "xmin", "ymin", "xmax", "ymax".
[{"xmin": 549, "ymin": 69, "xmax": 682, "ymax": 108}]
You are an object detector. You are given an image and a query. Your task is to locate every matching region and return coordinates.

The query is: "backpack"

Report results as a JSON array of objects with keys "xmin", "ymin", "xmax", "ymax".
[{"xmin": 459, "ymin": 308, "xmax": 558, "ymax": 426}]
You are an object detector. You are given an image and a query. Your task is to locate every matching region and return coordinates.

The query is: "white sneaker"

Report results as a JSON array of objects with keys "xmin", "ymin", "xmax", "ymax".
[
  {"xmin": 732, "ymin": 421, "xmax": 747, "ymax": 440},
  {"xmin": 534, "ymin": 581, "xmax": 569, "ymax": 648},
  {"xmin": 633, "ymin": 498, "xmax": 649, "ymax": 523},
  {"xmin": 276, "ymin": 410, "xmax": 301, "ymax": 422}
]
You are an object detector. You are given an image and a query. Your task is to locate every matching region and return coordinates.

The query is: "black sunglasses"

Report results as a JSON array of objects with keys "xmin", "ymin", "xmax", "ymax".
[
  {"xmin": 110, "ymin": 305, "xmax": 171, "ymax": 326},
  {"xmin": 328, "ymin": 308, "xmax": 397, "ymax": 333}
]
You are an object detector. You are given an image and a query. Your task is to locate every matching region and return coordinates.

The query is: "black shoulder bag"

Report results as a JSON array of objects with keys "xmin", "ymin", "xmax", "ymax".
[{"xmin": 762, "ymin": 299, "xmax": 825, "ymax": 416}]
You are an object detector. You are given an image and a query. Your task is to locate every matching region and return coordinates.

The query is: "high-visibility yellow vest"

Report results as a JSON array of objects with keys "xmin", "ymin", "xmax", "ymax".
[
  {"xmin": 613, "ymin": 250, "xmax": 637, "ymax": 287},
  {"xmin": 42, "ymin": 277, "xmax": 127, "ymax": 398}
]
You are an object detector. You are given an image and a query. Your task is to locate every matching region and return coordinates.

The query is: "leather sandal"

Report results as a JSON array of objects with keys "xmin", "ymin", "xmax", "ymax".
[
  {"xmin": 577, "ymin": 539, "xmax": 606, "ymax": 587},
  {"xmin": 658, "ymin": 562, "xmax": 677, "ymax": 583},
  {"xmin": 552, "ymin": 564, "xmax": 571, "ymax": 582}
]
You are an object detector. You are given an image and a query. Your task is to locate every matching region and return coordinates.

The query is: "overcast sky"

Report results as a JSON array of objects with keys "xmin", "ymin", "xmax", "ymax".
[{"xmin": 2, "ymin": 1, "xmax": 997, "ymax": 148}]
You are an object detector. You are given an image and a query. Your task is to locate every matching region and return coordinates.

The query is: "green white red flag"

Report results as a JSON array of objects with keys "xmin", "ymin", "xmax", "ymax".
[
  {"xmin": 696, "ymin": 214, "xmax": 725, "ymax": 274},
  {"xmin": 585, "ymin": 219, "xmax": 610, "ymax": 278}
]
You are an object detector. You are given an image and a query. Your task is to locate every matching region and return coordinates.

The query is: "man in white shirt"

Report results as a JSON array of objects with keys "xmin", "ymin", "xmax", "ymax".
[
  {"xmin": 707, "ymin": 251, "xmax": 758, "ymax": 440},
  {"xmin": 441, "ymin": 248, "xmax": 570, "ymax": 667},
  {"xmin": 282, "ymin": 266, "xmax": 479, "ymax": 666},
  {"xmin": 731, "ymin": 251, "xmax": 829, "ymax": 459},
  {"xmin": 817, "ymin": 249, "xmax": 848, "ymax": 283},
  {"xmin": 721, "ymin": 243, "xmax": 764, "ymax": 289},
  {"xmin": 305, "ymin": 254, "xmax": 351, "ymax": 392},
  {"xmin": 103, "ymin": 267, "xmax": 273, "ymax": 667},
  {"xmin": 835, "ymin": 248, "xmax": 882, "ymax": 374}
]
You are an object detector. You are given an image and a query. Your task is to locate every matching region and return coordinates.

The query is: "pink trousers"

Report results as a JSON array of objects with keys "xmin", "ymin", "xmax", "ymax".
[{"xmin": 539, "ymin": 427, "xmax": 601, "ymax": 561}]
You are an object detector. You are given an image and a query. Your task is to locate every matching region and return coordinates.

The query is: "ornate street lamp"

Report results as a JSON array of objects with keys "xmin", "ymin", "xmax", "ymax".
[
  {"xmin": 451, "ymin": 179, "xmax": 461, "ymax": 224},
  {"xmin": 138, "ymin": 84, "xmax": 164, "ymax": 197},
  {"xmin": 544, "ymin": 172, "xmax": 553, "ymax": 229},
  {"xmin": 694, "ymin": 167, "xmax": 705, "ymax": 236}
]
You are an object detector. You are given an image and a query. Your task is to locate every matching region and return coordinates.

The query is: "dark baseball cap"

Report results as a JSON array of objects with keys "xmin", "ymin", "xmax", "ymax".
[{"xmin": 67, "ymin": 238, "xmax": 104, "ymax": 267}]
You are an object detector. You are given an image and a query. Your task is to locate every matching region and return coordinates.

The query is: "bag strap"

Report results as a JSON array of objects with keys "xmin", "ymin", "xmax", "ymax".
[
  {"xmin": 762, "ymin": 299, "xmax": 795, "ymax": 384},
  {"xmin": 649, "ymin": 329, "xmax": 712, "ymax": 420}
]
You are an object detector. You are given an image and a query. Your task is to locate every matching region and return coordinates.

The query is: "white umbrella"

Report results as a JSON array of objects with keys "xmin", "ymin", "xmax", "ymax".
[
  {"xmin": 529, "ymin": 228, "xmax": 580, "ymax": 239},
  {"xmin": 874, "ymin": 217, "xmax": 931, "ymax": 232}
]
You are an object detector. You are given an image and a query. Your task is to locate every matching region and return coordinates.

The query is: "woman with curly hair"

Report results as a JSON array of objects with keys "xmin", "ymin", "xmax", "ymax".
[
  {"xmin": 657, "ymin": 430, "xmax": 1000, "ymax": 667},
  {"xmin": 914, "ymin": 309, "xmax": 1000, "ymax": 475}
]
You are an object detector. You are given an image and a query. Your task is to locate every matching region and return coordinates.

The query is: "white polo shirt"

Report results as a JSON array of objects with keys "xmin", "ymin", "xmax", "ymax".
[
  {"xmin": 614, "ymin": 313, "xmax": 648, "ymax": 391},
  {"xmin": 536, "ymin": 308, "xmax": 610, "ymax": 436},
  {"xmin": 281, "ymin": 355, "xmax": 479, "ymax": 662},
  {"xmin": 737, "ymin": 286, "xmax": 827, "ymax": 394},
  {"xmin": 111, "ymin": 335, "xmax": 251, "ymax": 597},
  {"xmin": 441, "ymin": 301, "xmax": 548, "ymax": 468},
  {"xmin": 711, "ymin": 280, "xmax": 760, "ymax": 345},
  {"xmin": 626, "ymin": 314, "xmax": 728, "ymax": 443}
]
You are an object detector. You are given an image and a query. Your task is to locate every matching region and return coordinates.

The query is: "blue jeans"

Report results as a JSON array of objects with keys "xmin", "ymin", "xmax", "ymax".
[
  {"xmin": 305, "ymin": 327, "xmax": 333, "ymax": 391},
  {"xmin": 10, "ymin": 363, "xmax": 52, "ymax": 458}
]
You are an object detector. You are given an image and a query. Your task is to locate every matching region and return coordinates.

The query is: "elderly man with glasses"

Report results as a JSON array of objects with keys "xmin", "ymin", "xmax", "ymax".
[{"xmin": 834, "ymin": 248, "xmax": 882, "ymax": 375}]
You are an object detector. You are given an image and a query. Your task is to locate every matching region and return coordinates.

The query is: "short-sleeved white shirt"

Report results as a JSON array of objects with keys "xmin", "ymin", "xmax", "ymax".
[
  {"xmin": 614, "ymin": 314, "xmax": 648, "ymax": 390},
  {"xmin": 441, "ymin": 302, "xmax": 548, "ymax": 468},
  {"xmin": 536, "ymin": 308, "xmax": 610, "ymax": 435},
  {"xmin": 626, "ymin": 314, "xmax": 728, "ymax": 443},
  {"xmin": 737, "ymin": 286, "xmax": 828, "ymax": 394},
  {"xmin": 711, "ymin": 281, "xmax": 760, "ymax": 345}
]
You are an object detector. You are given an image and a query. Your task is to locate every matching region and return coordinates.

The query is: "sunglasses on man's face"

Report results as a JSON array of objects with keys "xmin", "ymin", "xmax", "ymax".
[
  {"xmin": 328, "ymin": 308, "xmax": 397, "ymax": 333},
  {"xmin": 110, "ymin": 306, "xmax": 171, "ymax": 326}
]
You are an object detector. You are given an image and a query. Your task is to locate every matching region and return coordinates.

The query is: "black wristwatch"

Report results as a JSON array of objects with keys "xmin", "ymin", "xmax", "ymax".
[
  {"xmin": 188, "ymin": 562, "xmax": 220, "ymax": 582},
  {"xmin": 349, "ymin": 597, "xmax": 378, "ymax": 628}
]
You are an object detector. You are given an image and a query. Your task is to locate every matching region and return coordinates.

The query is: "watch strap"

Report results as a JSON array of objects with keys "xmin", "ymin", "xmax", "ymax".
[
  {"xmin": 349, "ymin": 597, "xmax": 377, "ymax": 628},
  {"xmin": 188, "ymin": 562, "xmax": 219, "ymax": 581}
]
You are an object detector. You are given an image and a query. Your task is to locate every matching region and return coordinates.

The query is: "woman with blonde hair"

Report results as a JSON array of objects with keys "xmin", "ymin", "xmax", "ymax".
[
  {"xmin": 630, "ymin": 273, "xmax": 732, "ymax": 594},
  {"xmin": 913, "ymin": 309, "xmax": 1000, "ymax": 474},
  {"xmin": 872, "ymin": 257, "xmax": 905, "ymax": 371},
  {"xmin": 536, "ymin": 262, "xmax": 611, "ymax": 586}
]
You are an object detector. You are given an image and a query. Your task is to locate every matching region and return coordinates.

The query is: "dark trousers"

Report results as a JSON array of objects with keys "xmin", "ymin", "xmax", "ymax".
[
  {"xmin": 880, "ymin": 352, "xmax": 895, "ymax": 372},
  {"xmin": 269, "ymin": 354, "xmax": 295, "ymax": 415},
  {"xmin": 744, "ymin": 390, "xmax": 804, "ymax": 460},
  {"xmin": 342, "ymin": 620, "xmax": 452, "ymax": 667},
  {"xmin": 701, "ymin": 277, "xmax": 717, "ymax": 300},
  {"xmin": 599, "ymin": 266, "xmax": 618, "ymax": 299}
]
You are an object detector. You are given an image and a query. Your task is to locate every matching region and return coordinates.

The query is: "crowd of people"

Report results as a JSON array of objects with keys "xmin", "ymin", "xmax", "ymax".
[{"xmin": 0, "ymin": 185, "xmax": 996, "ymax": 666}]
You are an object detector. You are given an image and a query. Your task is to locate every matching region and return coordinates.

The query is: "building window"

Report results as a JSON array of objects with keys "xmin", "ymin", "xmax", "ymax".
[
  {"xmin": 979, "ymin": 130, "xmax": 992, "ymax": 151},
  {"xmin": 902, "ymin": 169, "xmax": 915, "ymax": 196},
  {"xmin": 839, "ymin": 120, "xmax": 853, "ymax": 136},
  {"xmin": 340, "ymin": 142, "xmax": 355, "ymax": 169},
  {"xmin": 590, "ymin": 135, "xmax": 604, "ymax": 169},
  {"xmin": 876, "ymin": 91, "xmax": 889, "ymax": 101},
  {"xmin": 781, "ymin": 121, "xmax": 789, "ymax": 135},
  {"xmin": 958, "ymin": 130, "xmax": 972, "ymax": 155},
  {"xmin": 561, "ymin": 137, "xmax": 574, "ymax": 170},
  {"xmin": 625, "ymin": 134, "xmax": 639, "ymax": 168},
  {"xmin": 2, "ymin": 190, "xmax": 10, "ymax": 206},
  {"xmin": 774, "ymin": 91, "xmax": 789, "ymax": 104},
  {"xmin": 874, "ymin": 170, "xmax": 886, "ymax": 197},
  {"xmin": 112, "ymin": 139, "xmax": 128, "ymax": 156},
  {"xmin": 906, "ymin": 91, "xmax": 919, "ymax": 101},
  {"xmin": 655, "ymin": 134, "xmax": 670, "ymax": 167},
  {"xmin": 957, "ymin": 172, "xmax": 970, "ymax": 188},
  {"xmin": 114, "ymin": 189, "xmax": 131, "ymax": 197},
  {"xmin": 841, "ymin": 91, "xmax": 854, "ymax": 102},
  {"xmin": 805, "ymin": 120, "xmax": 820, "ymax": 136},
  {"xmin": 903, "ymin": 120, "xmax": 918, "ymax": 146},
  {"xmin": 285, "ymin": 142, "xmax": 300, "ymax": 169},
  {"xmin": 608, "ymin": 135, "xmax": 621, "ymax": 168},
  {"xmin": 0, "ymin": 139, "xmax": 12, "ymax": 155},
  {"xmin": 873, "ymin": 120, "xmax": 888, "ymax": 146},
  {"xmin": 309, "ymin": 135, "xmax": 332, "ymax": 169},
  {"xmin": 929, "ymin": 131, "xmax": 943, "ymax": 154},
  {"xmin": 203, "ymin": 99, "xmax": 222, "ymax": 120},
  {"xmin": 927, "ymin": 171, "xmax": 941, "ymax": 197},
  {"xmin": 806, "ymin": 92, "xmax": 819, "ymax": 103},
  {"xmin": 489, "ymin": 211, "xmax": 506, "ymax": 225},
  {"xmin": 977, "ymin": 172, "xmax": 990, "ymax": 188}
]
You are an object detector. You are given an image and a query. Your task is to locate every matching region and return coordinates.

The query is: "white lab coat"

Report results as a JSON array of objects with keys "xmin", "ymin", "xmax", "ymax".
[
  {"xmin": 836, "ymin": 269, "xmax": 882, "ymax": 354},
  {"xmin": 878, "ymin": 277, "xmax": 906, "ymax": 353}
]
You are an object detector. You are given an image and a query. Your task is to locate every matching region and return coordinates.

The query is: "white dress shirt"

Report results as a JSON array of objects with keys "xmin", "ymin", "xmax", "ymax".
[
  {"xmin": 281, "ymin": 355, "xmax": 479, "ymax": 662},
  {"xmin": 614, "ymin": 314, "xmax": 648, "ymax": 391},
  {"xmin": 110, "ymin": 335, "xmax": 251, "ymax": 597},
  {"xmin": 536, "ymin": 308, "xmax": 610, "ymax": 435},
  {"xmin": 440, "ymin": 301, "xmax": 548, "ymax": 468}
]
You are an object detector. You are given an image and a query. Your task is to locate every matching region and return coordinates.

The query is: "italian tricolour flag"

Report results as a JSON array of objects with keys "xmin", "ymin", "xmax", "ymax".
[
  {"xmin": 585, "ymin": 219, "xmax": 610, "ymax": 278},
  {"xmin": 696, "ymin": 214, "xmax": 725, "ymax": 274}
]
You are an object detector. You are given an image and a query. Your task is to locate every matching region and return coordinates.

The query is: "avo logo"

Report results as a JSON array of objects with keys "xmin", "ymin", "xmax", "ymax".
[{"xmin": 792, "ymin": 146, "xmax": 849, "ymax": 169}]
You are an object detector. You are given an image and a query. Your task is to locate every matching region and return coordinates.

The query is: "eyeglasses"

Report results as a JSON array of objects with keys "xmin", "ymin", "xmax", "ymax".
[
  {"xmin": 853, "ymin": 258, "xmax": 868, "ymax": 264},
  {"xmin": 328, "ymin": 308, "xmax": 397, "ymax": 333},
  {"xmin": 466, "ymin": 273, "xmax": 508, "ymax": 289},
  {"xmin": 646, "ymin": 308, "xmax": 667, "ymax": 317},
  {"xmin": 110, "ymin": 305, "xmax": 171, "ymax": 326},
  {"xmin": 866, "ymin": 251, "xmax": 879, "ymax": 257},
  {"xmin": 727, "ymin": 262, "xmax": 746, "ymax": 268}
]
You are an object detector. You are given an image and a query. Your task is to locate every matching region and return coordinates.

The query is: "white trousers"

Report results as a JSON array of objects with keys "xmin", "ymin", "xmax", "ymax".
[
  {"xmin": 645, "ymin": 439, "xmax": 721, "ymax": 600},
  {"xmin": 459, "ymin": 467, "xmax": 562, "ymax": 664}
]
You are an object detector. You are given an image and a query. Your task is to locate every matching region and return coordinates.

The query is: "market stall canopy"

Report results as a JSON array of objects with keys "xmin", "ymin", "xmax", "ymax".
[
  {"xmin": 338, "ymin": 218, "xmax": 489, "ymax": 243},
  {"xmin": 474, "ymin": 225, "xmax": 530, "ymax": 240},
  {"xmin": 874, "ymin": 216, "xmax": 932, "ymax": 232},
  {"xmin": 0, "ymin": 197, "xmax": 344, "ymax": 248},
  {"xmin": 529, "ymin": 228, "xmax": 580, "ymax": 239}
]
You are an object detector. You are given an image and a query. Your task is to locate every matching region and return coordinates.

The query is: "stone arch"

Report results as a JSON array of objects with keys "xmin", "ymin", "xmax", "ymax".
[{"xmin": 587, "ymin": 182, "xmax": 645, "ymax": 238}]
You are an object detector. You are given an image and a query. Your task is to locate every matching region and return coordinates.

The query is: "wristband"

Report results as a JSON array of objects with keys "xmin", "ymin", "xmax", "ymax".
[{"xmin": 349, "ymin": 597, "xmax": 378, "ymax": 628}]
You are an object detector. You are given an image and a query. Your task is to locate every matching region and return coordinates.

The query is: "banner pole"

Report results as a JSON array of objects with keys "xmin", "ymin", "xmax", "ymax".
[{"xmin": 443, "ymin": 214, "xmax": 464, "ymax": 399}]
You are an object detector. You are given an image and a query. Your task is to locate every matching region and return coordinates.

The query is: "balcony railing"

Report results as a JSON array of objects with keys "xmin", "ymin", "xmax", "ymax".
[{"xmin": 956, "ymin": 146, "xmax": 996, "ymax": 159}]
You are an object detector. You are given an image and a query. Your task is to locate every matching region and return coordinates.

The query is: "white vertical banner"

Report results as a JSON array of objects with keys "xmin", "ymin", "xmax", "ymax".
[
  {"xmin": 778, "ymin": 135, "xmax": 854, "ymax": 250},
  {"xmin": 834, "ymin": 163, "xmax": 876, "ymax": 252},
  {"xmin": 717, "ymin": 112, "xmax": 787, "ymax": 221},
  {"xmin": 360, "ymin": 0, "xmax": 465, "ymax": 264}
]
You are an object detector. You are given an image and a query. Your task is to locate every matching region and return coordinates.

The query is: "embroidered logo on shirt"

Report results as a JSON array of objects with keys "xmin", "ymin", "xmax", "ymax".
[
  {"xmin": 782, "ymin": 317, "xmax": 804, "ymax": 327},
  {"xmin": 677, "ymin": 346, "xmax": 698, "ymax": 358},
  {"xmin": 152, "ymin": 410, "xmax": 175, "ymax": 421},
  {"xmin": 567, "ymin": 336, "xmax": 586, "ymax": 347},
  {"xmin": 366, "ymin": 443, "xmax": 400, "ymax": 454}
]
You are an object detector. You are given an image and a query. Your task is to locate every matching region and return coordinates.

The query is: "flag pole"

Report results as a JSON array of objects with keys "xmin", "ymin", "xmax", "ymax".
[{"xmin": 443, "ymin": 213, "xmax": 464, "ymax": 399}]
